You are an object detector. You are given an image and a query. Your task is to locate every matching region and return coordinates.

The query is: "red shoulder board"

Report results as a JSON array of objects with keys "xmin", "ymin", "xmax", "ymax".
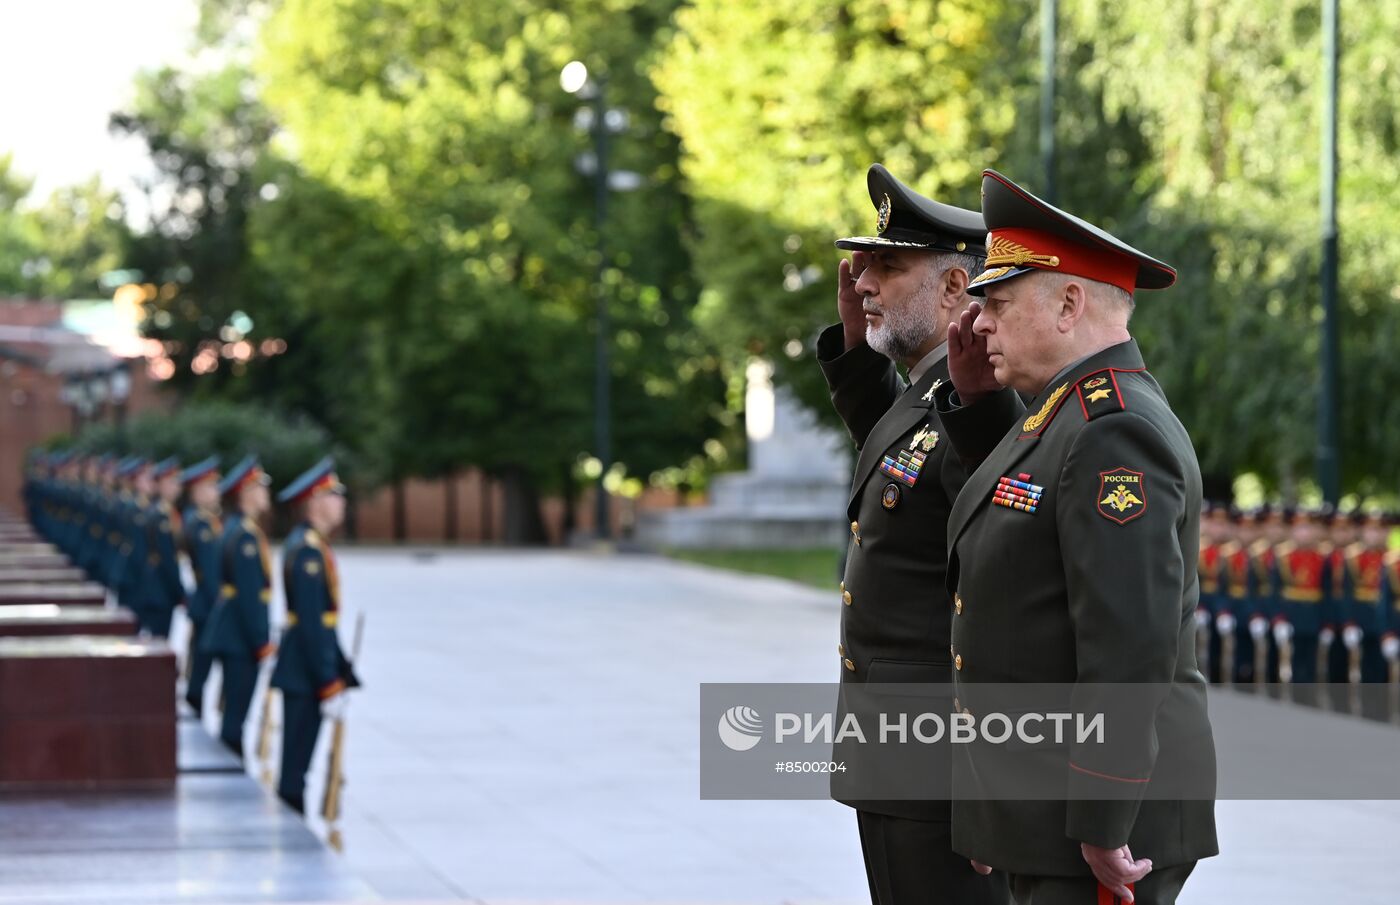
[{"xmin": 1076, "ymin": 369, "xmax": 1128, "ymax": 420}]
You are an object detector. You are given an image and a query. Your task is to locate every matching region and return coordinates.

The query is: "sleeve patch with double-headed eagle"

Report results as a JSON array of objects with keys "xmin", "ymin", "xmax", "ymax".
[{"xmin": 1097, "ymin": 467, "xmax": 1147, "ymax": 524}]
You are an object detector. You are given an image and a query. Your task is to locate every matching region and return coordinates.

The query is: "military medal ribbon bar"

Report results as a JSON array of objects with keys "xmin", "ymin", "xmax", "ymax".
[
  {"xmin": 878, "ymin": 449, "xmax": 927, "ymax": 488},
  {"xmin": 993, "ymin": 473, "xmax": 1043, "ymax": 514}
]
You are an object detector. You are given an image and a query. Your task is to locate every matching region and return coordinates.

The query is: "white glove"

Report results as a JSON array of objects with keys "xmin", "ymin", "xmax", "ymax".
[
  {"xmin": 320, "ymin": 692, "xmax": 350, "ymax": 721},
  {"xmin": 1216, "ymin": 612, "xmax": 1237, "ymax": 635},
  {"xmin": 1342, "ymin": 625, "xmax": 1364, "ymax": 649},
  {"xmin": 1249, "ymin": 616, "xmax": 1269, "ymax": 640},
  {"xmin": 1318, "ymin": 626, "xmax": 1336, "ymax": 647},
  {"xmin": 1272, "ymin": 621, "xmax": 1294, "ymax": 645},
  {"xmin": 1382, "ymin": 636, "xmax": 1400, "ymax": 661},
  {"xmin": 1194, "ymin": 608, "xmax": 1210, "ymax": 630}
]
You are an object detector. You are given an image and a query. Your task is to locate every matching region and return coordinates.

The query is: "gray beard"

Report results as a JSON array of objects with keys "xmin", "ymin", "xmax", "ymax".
[{"xmin": 865, "ymin": 300, "xmax": 940, "ymax": 362}]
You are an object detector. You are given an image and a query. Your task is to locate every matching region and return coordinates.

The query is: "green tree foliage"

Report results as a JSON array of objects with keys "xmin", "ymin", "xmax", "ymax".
[
  {"xmin": 70, "ymin": 400, "xmax": 338, "ymax": 491},
  {"xmin": 653, "ymin": 0, "xmax": 1028, "ymax": 418},
  {"xmin": 0, "ymin": 155, "xmax": 130, "ymax": 299},
  {"xmin": 253, "ymin": 0, "xmax": 728, "ymax": 536},
  {"xmin": 659, "ymin": 0, "xmax": 1400, "ymax": 496}
]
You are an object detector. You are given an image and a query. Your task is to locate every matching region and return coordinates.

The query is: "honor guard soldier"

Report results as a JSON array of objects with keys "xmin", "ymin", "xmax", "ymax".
[
  {"xmin": 1196, "ymin": 503, "xmax": 1230, "ymax": 683},
  {"xmin": 1215, "ymin": 507, "xmax": 1254, "ymax": 685},
  {"xmin": 203, "ymin": 455, "xmax": 276, "ymax": 758},
  {"xmin": 1272, "ymin": 508, "xmax": 1332, "ymax": 684},
  {"xmin": 1383, "ymin": 533, "xmax": 1400, "ymax": 688},
  {"xmin": 144, "ymin": 458, "xmax": 188, "ymax": 638},
  {"xmin": 936, "ymin": 170, "xmax": 1217, "ymax": 903},
  {"xmin": 1245, "ymin": 505, "xmax": 1285, "ymax": 683},
  {"xmin": 272, "ymin": 457, "xmax": 360, "ymax": 814},
  {"xmin": 817, "ymin": 164, "xmax": 1008, "ymax": 905},
  {"xmin": 112, "ymin": 459, "xmax": 155, "ymax": 629},
  {"xmin": 181, "ymin": 457, "xmax": 223, "ymax": 716},
  {"xmin": 1342, "ymin": 512, "xmax": 1391, "ymax": 684}
]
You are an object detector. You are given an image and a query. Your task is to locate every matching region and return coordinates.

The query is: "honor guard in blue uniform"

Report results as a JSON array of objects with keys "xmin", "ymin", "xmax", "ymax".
[
  {"xmin": 202, "ymin": 456, "xmax": 276, "ymax": 758},
  {"xmin": 181, "ymin": 457, "xmax": 223, "ymax": 716},
  {"xmin": 143, "ymin": 458, "xmax": 188, "ymax": 638},
  {"xmin": 272, "ymin": 457, "xmax": 360, "ymax": 814},
  {"xmin": 111, "ymin": 458, "xmax": 155, "ymax": 628}
]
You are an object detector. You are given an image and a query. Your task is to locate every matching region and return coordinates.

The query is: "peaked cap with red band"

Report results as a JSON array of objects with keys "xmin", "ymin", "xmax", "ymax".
[
  {"xmin": 277, "ymin": 455, "xmax": 344, "ymax": 506},
  {"xmin": 968, "ymin": 169, "xmax": 1176, "ymax": 296}
]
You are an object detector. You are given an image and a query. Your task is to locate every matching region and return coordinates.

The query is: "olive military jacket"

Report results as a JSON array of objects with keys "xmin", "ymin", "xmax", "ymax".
[
  {"xmin": 936, "ymin": 339, "xmax": 1218, "ymax": 875},
  {"xmin": 816, "ymin": 324, "xmax": 967, "ymax": 820}
]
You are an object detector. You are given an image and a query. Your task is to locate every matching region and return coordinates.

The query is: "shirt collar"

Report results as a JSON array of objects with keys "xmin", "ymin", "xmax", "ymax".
[{"xmin": 908, "ymin": 341, "xmax": 949, "ymax": 386}]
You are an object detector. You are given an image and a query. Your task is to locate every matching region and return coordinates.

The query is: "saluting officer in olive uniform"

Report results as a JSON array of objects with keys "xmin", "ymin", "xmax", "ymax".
[
  {"xmin": 935, "ymin": 170, "xmax": 1217, "ymax": 904},
  {"xmin": 143, "ymin": 458, "xmax": 188, "ymax": 638},
  {"xmin": 816, "ymin": 164, "xmax": 1007, "ymax": 905},
  {"xmin": 181, "ymin": 457, "xmax": 223, "ymax": 717},
  {"xmin": 203, "ymin": 456, "xmax": 276, "ymax": 758},
  {"xmin": 272, "ymin": 457, "xmax": 360, "ymax": 814}
]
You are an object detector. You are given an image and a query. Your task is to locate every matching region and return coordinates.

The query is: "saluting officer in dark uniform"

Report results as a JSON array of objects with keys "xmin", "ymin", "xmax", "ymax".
[
  {"xmin": 203, "ymin": 456, "xmax": 276, "ymax": 758},
  {"xmin": 935, "ymin": 170, "xmax": 1217, "ymax": 904},
  {"xmin": 180, "ymin": 457, "xmax": 223, "ymax": 716},
  {"xmin": 816, "ymin": 164, "xmax": 1007, "ymax": 905},
  {"xmin": 272, "ymin": 457, "xmax": 359, "ymax": 814}
]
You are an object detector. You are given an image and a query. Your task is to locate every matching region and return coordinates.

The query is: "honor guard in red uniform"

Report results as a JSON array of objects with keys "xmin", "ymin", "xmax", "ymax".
[{"xmin": 1272, "ymin": 509, "xmax": 1332, "ymax": 684}]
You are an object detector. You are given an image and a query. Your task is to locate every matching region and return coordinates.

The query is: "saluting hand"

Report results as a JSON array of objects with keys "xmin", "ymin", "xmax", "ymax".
[
  {"xmin": 838, "ymin": 251, "xmax": 869, "ymax": 351},
  {"xmin": 1081, "ymin": 842, "xmax": 1152, "ymax": 903},
  {"xmin": 947, "ymin": 300, "xmax": 1001, "ymax": 405}
]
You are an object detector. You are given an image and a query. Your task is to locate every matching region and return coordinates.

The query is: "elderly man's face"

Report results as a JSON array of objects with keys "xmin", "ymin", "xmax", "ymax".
[
  {"xmin": 971, "ymin": 272, "xmax": 1066, "ymax": 394},
  {"xmin": 852, "ymin": 249, "xmax": 941, "ymax": 360}
]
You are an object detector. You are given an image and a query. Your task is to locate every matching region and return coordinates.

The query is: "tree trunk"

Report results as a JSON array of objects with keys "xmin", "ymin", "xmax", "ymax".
[{"xmin": 500, "ymin": 466, "xmax": 548, "ymax": 546}]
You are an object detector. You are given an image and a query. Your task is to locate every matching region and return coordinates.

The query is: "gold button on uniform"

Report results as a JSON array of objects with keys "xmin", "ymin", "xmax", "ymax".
[
  {"xmin": 850, "ymin": 521, "xmax": 859, "ymax": 535},
  {"xmin": 844, "ymin": 658, "xmax": 856, "ymax": 672},
  {"xmin": 842, "ymin": 590, "xmax": 853, "ymax": 606},
  {"xmin": 838, "ymin": 643, "xmax": 845, "ymax": 656},
  {"xmin": 955, "ymin": 654, "xmax": 963, "ymax": 671},
  {"xmin": 955, "ymin": 595, "xmax": 963, "ymax": 615}
]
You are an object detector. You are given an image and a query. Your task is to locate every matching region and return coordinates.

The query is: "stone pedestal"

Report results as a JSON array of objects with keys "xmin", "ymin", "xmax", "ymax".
[
  {"xmin": 0, "ymin": 605, "xmax": 138, "ymax": 637},
  {"xmin": 0, "ymin": 583, "xmax": 106, "ymax": 606},
  {"xmin": 639, "ymin": 359, "xmax": 852, "ymax": 549},
  {"xmin": 0, "ymin": 636, "xmax": 175, "ymax": 790}
]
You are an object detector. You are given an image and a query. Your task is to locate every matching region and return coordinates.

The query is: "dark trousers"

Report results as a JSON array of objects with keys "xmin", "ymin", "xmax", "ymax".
[
  {"xmin": 278, "ymin": 693, "xmax": 323, "ymax": 814},
  {"xmin": 1008, "ymin": 861, "xmax": 1195, "ymax": 905},
  {"xmin": 218, "ymin": 655, "xmax": 258, "ymax": 757},
  {"xmin": 856, "ymin": 811, "xmax": 1010, "ymax": 905},
  {"xmin": 185, "ymin": 624, "xmax": 214, "ymax": 714}
]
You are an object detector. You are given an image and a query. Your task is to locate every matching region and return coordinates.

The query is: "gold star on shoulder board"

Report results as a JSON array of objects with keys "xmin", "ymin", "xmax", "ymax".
[
  {"xmin": 305, "ymin": 560, "xmax": 321, "ymax": 575},
  {"xmin": 922, "ymin": 378, "xmax": 943, "ymax": 402},
  {"xmin": 1086, "ymin": 388, "xmax": 1113, "ymax": 403}
]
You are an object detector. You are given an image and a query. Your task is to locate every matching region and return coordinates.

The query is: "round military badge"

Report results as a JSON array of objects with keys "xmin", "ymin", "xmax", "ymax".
[{"xmin": 881, "ymin": 482, "xmax": 902, "ymax": 510}]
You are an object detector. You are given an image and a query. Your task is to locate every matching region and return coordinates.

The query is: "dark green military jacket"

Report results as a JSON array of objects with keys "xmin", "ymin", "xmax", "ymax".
[
  {"xmin": 816, "ymin": 324, "xmax": 966, "ymax": 820},
  {"xmin": 937, "ymin": 339, "xmax": 1218, "ymax": 875}
]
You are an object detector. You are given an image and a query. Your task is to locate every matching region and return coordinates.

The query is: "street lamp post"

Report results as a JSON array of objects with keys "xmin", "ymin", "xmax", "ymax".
[
  {"xmin": 1317, "ymin": 0, "xmax": 1342, "ymax": 504},
  {"xmin": 562, "ymin": 61, "xmax": 641, "ymax": 542}
]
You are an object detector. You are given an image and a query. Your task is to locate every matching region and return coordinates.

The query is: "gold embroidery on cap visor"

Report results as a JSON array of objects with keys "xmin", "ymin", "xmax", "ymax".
[{"xmin": 969, "ymin": 236, "xmax": 1063, "ymax": 287}]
